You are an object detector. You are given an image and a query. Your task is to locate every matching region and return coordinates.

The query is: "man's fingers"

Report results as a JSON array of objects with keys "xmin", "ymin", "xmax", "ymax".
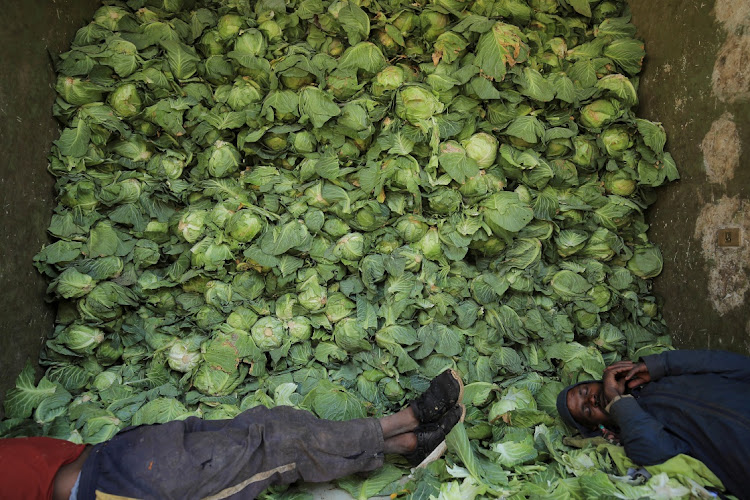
[
  {"xmin": 624, "ymin": 363, "xmax": 646, "ymax": 380},
  {"xmin": 606, "ymin": 364, "xmax": 632, "ymax": 376},
  {"xmin": 627, "ymin": 378, "xmax": 643, "ymax": 389},
  {"xmin": 604, "ymin": 361, "xmax": 634, "ymax": 374},
  {"xmin": 607, "ymin": 361, "xmax": 633, "ymax": 369}
]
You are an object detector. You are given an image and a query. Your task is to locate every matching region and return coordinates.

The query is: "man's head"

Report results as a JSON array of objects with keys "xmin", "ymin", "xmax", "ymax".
[{"xmin": 556, "ymin": 381, "xmax": 613, "ymax": 436}]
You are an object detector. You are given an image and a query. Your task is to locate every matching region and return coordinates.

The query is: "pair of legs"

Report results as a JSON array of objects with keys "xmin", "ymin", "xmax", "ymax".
[
  {"xmin": 378, "ymin": 369, "xmax": 466, "ymax": 465},
  {"xmin": 379, "ymin": 405, "xmax": 421, "ymax": 454},
  {"xmin": 66, "ymin": 370, "xmax": 466, "ymax": 499}
]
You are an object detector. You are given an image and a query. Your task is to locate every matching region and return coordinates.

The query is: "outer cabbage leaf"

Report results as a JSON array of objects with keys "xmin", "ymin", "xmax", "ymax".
[{"xmin": 474, "ymin": 23, "xmax": 529, "ymax": 81}]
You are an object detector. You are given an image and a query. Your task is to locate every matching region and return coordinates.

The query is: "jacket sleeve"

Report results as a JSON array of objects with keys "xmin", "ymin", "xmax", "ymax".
[
  {"xmin": 609, "ymin": 396, "xmax": 690, "ymax": 465},
  {"xmin": 642, "ymin": 349, "xmax": 750, "ymax": 382}
]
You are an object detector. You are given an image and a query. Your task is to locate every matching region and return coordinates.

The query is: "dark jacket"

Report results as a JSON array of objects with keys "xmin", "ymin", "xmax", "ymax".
[{"xmin": 609, "ymin": 350, "xmax": 750, "ymax": 498}]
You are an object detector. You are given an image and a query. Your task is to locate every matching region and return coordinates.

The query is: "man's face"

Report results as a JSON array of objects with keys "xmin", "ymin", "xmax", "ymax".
[{"xmin": 566, "ymin": 381, "xmax": 613, "ymax": 430}]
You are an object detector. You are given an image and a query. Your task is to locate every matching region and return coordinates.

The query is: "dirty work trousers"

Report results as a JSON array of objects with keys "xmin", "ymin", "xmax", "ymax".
[{"xmin": 78, "ymin": 405, "xmax": 385, "ymax": 500}]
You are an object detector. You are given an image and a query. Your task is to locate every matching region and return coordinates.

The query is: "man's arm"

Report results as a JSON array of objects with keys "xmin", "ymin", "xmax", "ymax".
[
  {"xmin": 642, "ymin": 350, "xmax": 750, "ymax": 382},
  {"xmin": 608, "ymin": 397, "xmax": 690, "ymax": 465}
]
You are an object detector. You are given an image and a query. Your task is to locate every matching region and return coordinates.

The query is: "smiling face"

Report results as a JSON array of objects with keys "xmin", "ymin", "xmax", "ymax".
[{"xmin": 566, "ymin": 381, "xmax": 614, "ymax": 430}]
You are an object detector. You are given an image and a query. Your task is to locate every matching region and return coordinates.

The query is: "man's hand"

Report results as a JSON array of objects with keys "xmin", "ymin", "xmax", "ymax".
[
  {"xmin": 605, "ymin": 360, "xmax": 636, "ymax": 372},
  {"xmin": 624, "ymin": 362, "xmax": 651, "ymax": 389},
  {"xmin": 602, "ymin": 363, "xmax": 629, "ymax": 404},
  {"xmin": 600, "ymin": 426, "xmax": 620, "ymax": 445}
]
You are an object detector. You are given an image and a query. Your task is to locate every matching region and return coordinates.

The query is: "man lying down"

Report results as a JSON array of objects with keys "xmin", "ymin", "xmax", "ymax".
[{"xmin": 557, "ymin": 349, "xmax": 750, "ymax": 499}]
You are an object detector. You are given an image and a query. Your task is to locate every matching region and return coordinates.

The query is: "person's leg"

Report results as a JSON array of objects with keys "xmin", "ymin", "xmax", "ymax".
[
  {"xmin": 378, "ymin": 406, "xmax": 419, "ymax": 439},
  {"xmin": 378, "ymin": 402, "xmax": 464, "ymax": 454},
  {"xmin": 78, "ymin": 370, "xmax": 465, "ymax": 499},
  {"xmin": 78, "ymin": 405, "xmax": 387, "ymax": 500},
  {"xmin": 383, "ymin": 433, "xmax": 417, "ymax": 454}
]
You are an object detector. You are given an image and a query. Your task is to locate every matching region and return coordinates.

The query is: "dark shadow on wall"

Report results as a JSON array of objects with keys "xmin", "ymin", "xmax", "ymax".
[{"xmin": 0, "ymin": 0, "xmax": 100, "ymax": 417}]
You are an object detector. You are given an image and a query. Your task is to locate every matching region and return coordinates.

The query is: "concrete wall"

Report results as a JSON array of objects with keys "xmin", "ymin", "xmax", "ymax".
[
  {"xmin": 0, "ymin": 0, "xmax": 99, "ymax": 413},
  {"xmin": 628, "ymin": 0, "xmax": 750, "ymax": 355}
]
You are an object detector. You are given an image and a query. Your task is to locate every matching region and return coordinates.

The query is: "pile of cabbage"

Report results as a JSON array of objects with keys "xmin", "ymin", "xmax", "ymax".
[{"xmin": 2, "ymin": 0, "xmax": 691, "ymax": 497}]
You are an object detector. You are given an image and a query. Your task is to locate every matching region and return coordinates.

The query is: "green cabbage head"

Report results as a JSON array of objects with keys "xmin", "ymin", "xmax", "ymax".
[
  {"xmin": 208, "ymin": 141, "xmax": 241, "ymax": 178},
  {"xmin": 109, "ymin": 83, "xmax": 142, "ymax": 117},
  {"xmin": 58, "ymin": 324, "xmax": 105, "ymax": 354},
  {"xmin": 627, "ymin": 245, "xmax": 663, "ymax": 278},
  {"xmin": 463, "ymin": 133, "xmax": 498, "ymax": 168},
  {"xmin": 286, "ymin": 316, "xmax": 312, "ymax": 343},
  {"xmin": 53, "ymin": 268, "xmax": 96, "ymax": 299},
  {"xmin": 601, "ymin": 125, "xmax": 633, "ymax": 156},
  {"xmin": 217, "ymin": 14, "xmax": 243, "ymax": 40},
  {"xmin": 178, "ymin": 209, "xmax": 207, "ymax": 243},
  {"xmin": 603, "ymin": 170, "xmax": 636, "ymax": 196},
  {"xmin": 333, "ymin": 318, "xmax": 372, "ymax": 353},
  {"xmin": 580, "ymin": 99, "xmax": 618, "ymax": 129},
  {"xmin": 226, "ymin": 211, "xmax": 263, "ymax": 243},
  {"xmin": 194, "ymin": 364, "xmax": 247, "ymax": 396},
  {"xmin": 227, "ymin": 306, "xmax": 259, "ymax": 330},
  {"xmin": 168, "ymin": 340, "xmax": 201, "ymax": 373},
  {"xmin": 372, "ymin": 66, "xmax": 405, "ymax": 96},
  {"xmin": 251, "ymin": 316, "xmax": 285, "ymax": 351},
  {"xmin": 334, "ymin": 232, "xmax": 366, "ymax": 261},
  {"xmin": 395, "ymin": 86, "xmax": 444, "ymax": 123}
]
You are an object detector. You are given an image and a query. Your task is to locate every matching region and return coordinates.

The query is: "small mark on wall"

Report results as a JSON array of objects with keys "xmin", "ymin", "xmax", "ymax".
[{"xmin": 718, "ymin": 228, "xmax": 741, "ymax": 247}]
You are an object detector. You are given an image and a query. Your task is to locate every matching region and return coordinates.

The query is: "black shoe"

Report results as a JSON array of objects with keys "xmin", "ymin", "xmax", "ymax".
[
  {"xmin": 437, "ymin": 403, "xmax": 465, "ymax": 435},
  {"xmin": 410, "ymin": 369, "xmax": 464, "ymax": 424},
  {"xmin": 404, "ymin": 423, "xmax": 446, "ymax": 466},
  {"xmin": 404, "ymin": 404, "xmax": 465, "ymax": 467}
]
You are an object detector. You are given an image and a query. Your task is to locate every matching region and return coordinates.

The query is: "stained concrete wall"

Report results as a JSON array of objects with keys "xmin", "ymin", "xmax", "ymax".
[
  {"xmin": 0, "ymin": 0, "xmax": 100, "ymax": 413},
  {"xmin": 628, "ymin": 0, "xmax": 750, "ymax": 355}
]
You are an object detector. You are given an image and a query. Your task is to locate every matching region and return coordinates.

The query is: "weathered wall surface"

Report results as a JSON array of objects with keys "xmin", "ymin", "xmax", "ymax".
[
  {"xmin": 628, "ymin": 0, "xmax": 750, "ymax": 355},
  {"xmin": 0, "ymin": 0, "xmax": 99, "ymax": 413}
]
